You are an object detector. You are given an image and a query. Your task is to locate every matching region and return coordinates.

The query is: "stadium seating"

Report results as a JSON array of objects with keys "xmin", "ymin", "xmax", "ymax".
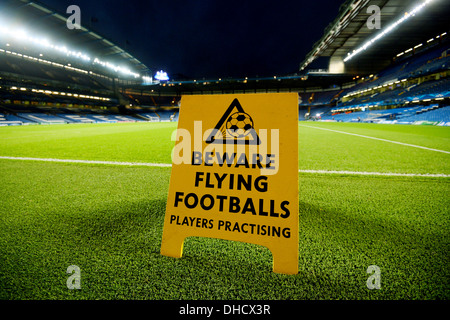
[
  {"xmin": 298, "ymin": 89, "xmax": 341, "ymax": 107},
  {"xmin": 0, "ymin": 113, "xmax": 24, "ymax": 126},
  {"xmin": 0, "ymin": 51, "xmax": 112, "ymax": 93},
  {"xmin": 16, "ymin": 113, "xmax": 66, "ymax": 124},
  {"xmin": 350, "ymin": 44, "xmax": 449, "ymax": 91},
  {"xmin": 318, "ymin": 104, "xmax": 450, "ymax": 125},
  {"xmin": 398, "ymin": 106, "xmax": 450, "ymax": 123},
  {"xmin": 139, "ymin": 112, "xmax": 162, "ymax": 121},
  {"xmin": 299, "ymin": 43, "xmax": 449, "ymax": 125},
  {"xmin": 55, "ymin": 114, "xmax": 94, "ymax": 123},
  {"xmin": 156, "ymin": 110, "xmax": 178, "ymax": 121},
  {"xmin": 133, "ymin": 109, "xmax": 179, "ymax": 122}
]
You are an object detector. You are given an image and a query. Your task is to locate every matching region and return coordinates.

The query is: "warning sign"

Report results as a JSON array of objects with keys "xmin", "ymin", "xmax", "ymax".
[{"xmin": 160, "ymin": 93, "xmax": 299, "ymax": 274}]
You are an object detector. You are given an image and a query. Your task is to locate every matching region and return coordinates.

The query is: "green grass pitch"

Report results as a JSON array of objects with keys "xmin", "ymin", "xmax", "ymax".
[{"xmin": 0, "ymin": 122, "xmax": 448, "ymax": 299}]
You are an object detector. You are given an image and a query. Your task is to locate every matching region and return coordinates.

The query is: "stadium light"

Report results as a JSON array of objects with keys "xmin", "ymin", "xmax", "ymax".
[
  {"xmin": 343, "ymin": 0, "xmax": 436, "ymax": 63},
  {"xmin": 0, "ymin": 25, "xmax": 91, "ymax": 62},
  {"xmin": 394, "ymin": 31, "xmax": 446, "ymax": 59},
  {"xmin": 12, "ymin": 29, "xmax": 28, "ymax": 41},
  {"xmin": 29, "ymin": 87, "xmax": 111, "ymax": 101},
  {"xmin": 0, "ymin": 22, "xmax": 145, "ymax": 79},
  {"xmin": 142, "ymin": 76, "xmax": 152, "ymax": 84}
]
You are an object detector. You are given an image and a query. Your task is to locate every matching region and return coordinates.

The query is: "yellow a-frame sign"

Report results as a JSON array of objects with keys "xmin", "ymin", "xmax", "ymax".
[{"xmin": 161, "ymin": 93, "xmax": 298, "ymax": 274}]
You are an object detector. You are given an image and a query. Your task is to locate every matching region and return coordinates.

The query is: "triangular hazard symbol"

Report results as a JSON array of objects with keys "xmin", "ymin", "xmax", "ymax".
[{"xmin": 205, "ymin": 98, "xmax": 261, "ymax": 145}]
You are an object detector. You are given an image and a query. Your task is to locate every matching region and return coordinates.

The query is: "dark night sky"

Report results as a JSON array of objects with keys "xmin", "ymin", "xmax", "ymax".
[{"xmin": 37, "ymin": 0, "xmax": 344, "ymax": 79}]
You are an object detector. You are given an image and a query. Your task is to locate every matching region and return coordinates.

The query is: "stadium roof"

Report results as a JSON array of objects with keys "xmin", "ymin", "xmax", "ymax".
[
  {"xmin": 300, "ymin": 0, "xmax": 450, "ymax": 75},
  {"xmin": 0, "ymin": 0, "xmax": 150, "ymax": 76}
]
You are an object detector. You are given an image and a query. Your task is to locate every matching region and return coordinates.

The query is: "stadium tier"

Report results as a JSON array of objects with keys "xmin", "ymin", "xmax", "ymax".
[
  {"xmin": 0, "ymin": 0, "xmax": 449, "ymax": 127},
  {"xmin": 298, "ymin": 89, "xmax": 342, "ymax": 107},
  {"xmin": 300, "ymin": 40, "xmax": 450, "ymax": 125}
]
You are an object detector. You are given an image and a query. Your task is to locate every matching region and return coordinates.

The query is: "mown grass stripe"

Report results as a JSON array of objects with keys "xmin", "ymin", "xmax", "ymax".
[{"xmin": 300, "ymin": 124, "xmax": 450, "ymax": 154}]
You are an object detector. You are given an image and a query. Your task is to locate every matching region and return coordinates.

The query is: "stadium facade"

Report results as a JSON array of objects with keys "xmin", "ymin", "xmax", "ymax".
[{"xmin": 0, "ymin": 0, "xmax": 449, "ymax": 126}]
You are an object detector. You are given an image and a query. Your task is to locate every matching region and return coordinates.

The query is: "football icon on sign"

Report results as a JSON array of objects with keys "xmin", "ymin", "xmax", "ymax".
[
  {"xmin": 205, "ymin": 98, "xmax": 261, "ymax": 145},
  {"xmin": 226, "ymin": 112, "xmax": 254, "ymax": 138}
]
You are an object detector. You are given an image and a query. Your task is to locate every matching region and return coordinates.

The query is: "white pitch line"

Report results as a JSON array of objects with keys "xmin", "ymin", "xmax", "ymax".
[
  {"xmin": 0, "ymin": 156, "xmax": 449, "ymax": 178},
  {"xmin": 0, "ymin": 156, "xmax": 172, "ymax": 168},
  {"xmin": 298, "ymin": 169, "xmax": 450, "ymax": 178},
  {"xmin": 300, "ymin": 124, "xmax": 450, "ymax": 154}
]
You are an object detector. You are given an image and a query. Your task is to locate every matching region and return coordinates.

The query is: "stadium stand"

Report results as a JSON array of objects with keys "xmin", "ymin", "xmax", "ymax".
[
  {"xmin": 301, "ymin": 38, "xmax": 450, "ymax": 125},
  {"xmin": 298, "ymin": 89, "xmax": 342, "ymax": 107},
  {"xmin": 0, "ymin": 0, "xmax": 448, "ymax": 126},
  {"xmin": 0, "ymin": 0, "xmax": 159, "ymax": 125},
  {"xmin": 398, "ymin": 106, "xmax": 450, "ymax": 123}
]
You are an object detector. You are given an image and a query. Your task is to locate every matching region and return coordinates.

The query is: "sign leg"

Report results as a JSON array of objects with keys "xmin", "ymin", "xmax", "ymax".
[
  {"xmin": 271, "ymin": 247, "xmax": 298, "ymax": 275},
  {"xmin": 160, "ymin": 232, "xmax": 185, "ymax": 258}
]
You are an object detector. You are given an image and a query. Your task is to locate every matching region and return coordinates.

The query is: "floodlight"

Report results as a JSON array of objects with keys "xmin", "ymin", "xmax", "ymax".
[
  {"xmin": 13, "ymin": 29, "xmax": 28, "ymax": 41},
  {"xmin": 0, "ymin": 22, "xmax": 141, "ymax": 79},
  {"xmin": 142, "ymin": 76, "xmax": 152, "ymax": 84},
  {"xmin": 344, "ymin": 0, "xmax": 436, "ymax": 62}
]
